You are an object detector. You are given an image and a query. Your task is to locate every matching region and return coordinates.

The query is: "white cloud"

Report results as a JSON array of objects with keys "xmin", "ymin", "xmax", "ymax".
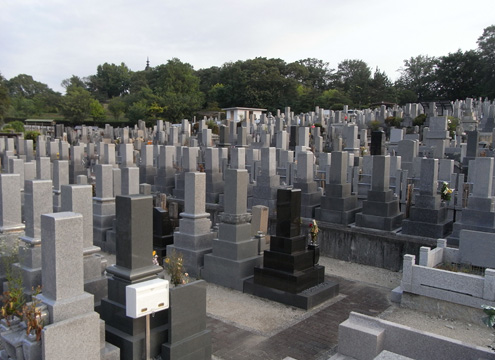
[{"xmin": 0, "ymin": 0, "xmax": 492, "ymax": 93}]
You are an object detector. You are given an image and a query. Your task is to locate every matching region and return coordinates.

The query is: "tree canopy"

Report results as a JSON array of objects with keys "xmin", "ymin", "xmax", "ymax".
[{"xmin": 3, "ymin": 24, "xmax": 494, "ymax": 125}]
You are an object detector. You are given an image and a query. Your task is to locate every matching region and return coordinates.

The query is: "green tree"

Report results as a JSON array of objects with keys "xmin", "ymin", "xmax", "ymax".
[
  {"xmin": 396, "ymin": 89, "xmax": 418, "ymax": 105},
  {"xmin": 0, "ymin": 73, "xmax": 9, "ymax": 123},
  {"xmin": 396, "ymin": 55, "xmax": 437, "ymax": 101},
  {"xmin": 293, "ymin": 58, "xmax": 333, "ymax": 90},
  {"xmin": 2, "ymin": 120, "xmax": 24, "ymax": 133},
  {"xmin": 108, "ymin": 97, "xmax": 126, "ymax": 121},
  {"xmin": 316, "ymin": 89, "xmax": 352, "ymax": 109},
  {"xmin": 126, "ymin": 100, "xmax": 148, "ymax": 123},
  {"xmin": 435, "ymin": 49, "xmax": 482, "ymax": 100},
  {"xmin": 334, "ymin": 59, "xmax": 372, "ymax": 107},
  {"xmin": 61, "ymin": 75, "xmax": 89, "ymax": 92},
  {"xmin": 88, "ymin": 62, "xmax": 131, "ymax": 100},
  {"xmin": 89, "ymin": 99, "xmax": 106, "ymax": 122},
  {"xmin": 7, "ymin": 74, "xmax": 61, "ymax": 116},
  {"xmin": 149, "ymin": 58, "xmax": 204, "ymax": 122},
  {"xmin": 369, "ymin": 68, "xmax": 396, "ymax": 104},
  {"xmin": 62, "ymin": 87, "xmax": 93, "ymax": 124},
  {"xmin": 7, "ymin": 74, "xmax": 52, "ymax": 98},
  {"xmin": 129, "ymin": 70, "xmax": 150, "ymax": 94},
  {"xmin": 477, "ymin": 25, "xmax": 495, "ymax": 98},
  {"xmin": 8, "ymin": 97, "xmax": 38, "ymax": 117}
]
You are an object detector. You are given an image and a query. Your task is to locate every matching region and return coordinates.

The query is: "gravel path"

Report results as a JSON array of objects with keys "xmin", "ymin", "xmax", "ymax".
[{"xmin": 205, "ymin": 256, "xmax": 495, "ymax": 351}]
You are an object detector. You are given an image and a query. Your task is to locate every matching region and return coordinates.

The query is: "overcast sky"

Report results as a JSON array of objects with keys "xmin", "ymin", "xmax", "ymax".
[{"xmin": 1, "ymin": 0, "xmax": 493, "ymax": 94}]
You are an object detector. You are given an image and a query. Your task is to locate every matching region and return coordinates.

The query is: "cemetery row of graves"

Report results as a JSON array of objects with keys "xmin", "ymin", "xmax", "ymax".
[{"xmin": 0, "ymin": 98, "xmax": 495, "ymax": 359}]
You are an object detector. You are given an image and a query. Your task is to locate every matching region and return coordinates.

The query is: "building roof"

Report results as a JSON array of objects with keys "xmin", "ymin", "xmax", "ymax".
[{"xmin": 221, "ymin": 107, "xmax": 267, "ymax": 112}]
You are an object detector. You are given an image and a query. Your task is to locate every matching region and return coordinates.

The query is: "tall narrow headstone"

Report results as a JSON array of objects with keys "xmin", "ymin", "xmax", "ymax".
[
  {"xmin": 100, "ymin": 195, "xmax": 165, "ymax": 360},
  {"xmin": 449, "ymin": 157, "xmax": 495, "ymax": 246},
  {"xmin": 203, "ymin": 169, "xmax": 262, "ymax": 290},
  {"xmin": 251, "ymin": 147, "xmax": 281, "ymax": 215},
  {"xmin": 14, "ymin": 180, "xmax": 52, "ymax": 297},
  {"xmin": 293, "ymin": 151, "xmax": 320, "ymax": 218},
  {"xmin": 93, "ymin": 164, "xmax": 116, "ymax": 252},
  {"xmin": 402, "ymin": 158, "xmax": 453, "ymax": 238},
  {"xmin": 0, "ymin": 174, "xmax": 24, "ymax": 233},
  {"xmin": 355, "ymin": 155, "xmax": 403, "ymax": 231},
  {"xmin": 166, "ymin": 172, "xmax": 216, "ymax": 278},
  {"xmin": 52, "ymin": 160, "xmax": 69, "ymax": 212},
  {"xmin": 316, "ymin": 151, "xmax": 361, "ymax": 225},
  {"xmin": 245, "ymin": 189, "xmax": 339, "ymax": 309},
  {"xmin": 37, "ymin": 212, "xmax": 103, "ymax": 360}
]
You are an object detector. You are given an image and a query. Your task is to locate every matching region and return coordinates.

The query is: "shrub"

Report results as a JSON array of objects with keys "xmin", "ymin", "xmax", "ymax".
[
  {"xmin": 413, "ymin": 114, "xmax": 426, "ymax": 127},
  {"xmin": 163, "ymin": 249, "xmax": 190, "ymax": 286},
  {"xmin": 2, "ymin": 120, "xmax": 25, "ymax": 133}
]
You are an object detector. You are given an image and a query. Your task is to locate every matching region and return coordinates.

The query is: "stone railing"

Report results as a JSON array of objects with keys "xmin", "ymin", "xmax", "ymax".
[{"xmin": 400, "ymin": 239, "xmax": 495, "ymax": 309}]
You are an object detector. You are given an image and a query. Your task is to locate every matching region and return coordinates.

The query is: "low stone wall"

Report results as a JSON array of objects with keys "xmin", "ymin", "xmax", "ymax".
[
  {"xmin": 401, "ymin": 239, "xmax": 495, "ymax": 310},
  {"xmin": 167, "ymin": 202, "xmax": 437, "ymax": 272},
  {"xmin": 315, "ymin": 221, "xmax": 437, "ymax": 271},
  {"xmin": 337, "ymin": 312, "xmax": 495, "ymax": 360}
]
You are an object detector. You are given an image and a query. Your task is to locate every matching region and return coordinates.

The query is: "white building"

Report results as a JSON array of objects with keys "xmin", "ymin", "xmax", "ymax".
[{"xmin": 222, "ymin": 107, "xmax": 267, "ymax": 123}]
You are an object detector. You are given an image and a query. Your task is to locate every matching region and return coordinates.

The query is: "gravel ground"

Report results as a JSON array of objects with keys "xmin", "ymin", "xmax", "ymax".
[
  {"xmin": 5, "ymin": 235, "xmax": 493, "ymax": 353},
  {"xmin": 204, "ymin": 256, "xmax": 495, "ymax": 350}
]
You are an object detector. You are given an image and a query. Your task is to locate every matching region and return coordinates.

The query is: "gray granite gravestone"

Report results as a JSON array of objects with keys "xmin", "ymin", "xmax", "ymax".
[
  {"xmin": 93, "ymin": 164, "xmax": 116, "ymax": 252},
  {"xmin": 0, "ymin": 174, "xmax": 24, "ymax": 233},
  {"xmin": 61, "ymin": 184, "xmax": 108, "ymax": 307},
  {"xmin": 202, "ymin": 169, "xmax": 262, "ymax": 290},
  {"xmin": 449, "ymin": 157, "xmax": 495, "ymax": 246},
  {"xmin": 251, "ymin": 147, "xmax": 281, "ymax": 216},
  {"xmin": 14, "ymin": 180, "xmax": 52, "ymax": 298},
  {"xmin": 355, "ymin": 155, "xmax": 403, "ymax": 231},
  {"xmin": 316, "ymin": 151, "xmax": 361, "ymax": 225},
  {"xmin": 155, "ymin": 145, "xmax": 176, "ymax": 195},
  {"xmin": 166, "ymin": 172, "xmax": 216, "ymax": 278},
  {"xmin": 293, "ymin": 150, "xmax": 321, "ymax": 218},
  {"xmin": 401, "ymin": 158, "xmax": 453, "ymax": 238},
  {"xmin": 37, "ymin": 212, "xmax": 117, "ymax": 360}
]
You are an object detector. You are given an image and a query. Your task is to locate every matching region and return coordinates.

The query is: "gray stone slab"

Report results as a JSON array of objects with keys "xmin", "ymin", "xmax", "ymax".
[{"xmin": 42, "ymin": 312, "xmax": 100, "ymax": 360}]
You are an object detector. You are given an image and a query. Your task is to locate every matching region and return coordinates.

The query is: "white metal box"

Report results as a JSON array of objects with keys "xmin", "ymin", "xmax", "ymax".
[{"xmin": 126, "ymin": 278, "xmax": 169, "ymax": 318}]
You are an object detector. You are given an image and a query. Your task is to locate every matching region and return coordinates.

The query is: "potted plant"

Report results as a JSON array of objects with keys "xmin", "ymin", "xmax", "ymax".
[
  {"xmin": 308, "ymin": 219, "xmax": 320, "ymax": 265},
  {"xmin": 163, "ymin": 249, "xmax": 189, "ymax": 287},
  {"xmin": 22, "ymin": 286, "xmax": 43, "ymax": 342},
  {"xmin": 1, "ymin": 276, "xmax": 25, "ymax": 328},
  {"xmin": 162, "ymin": 250, "xmax": 210, "ymax": 359},
  {"xmin": 440, "ymin": 181, "xmax": 453, "ymax": 203}
]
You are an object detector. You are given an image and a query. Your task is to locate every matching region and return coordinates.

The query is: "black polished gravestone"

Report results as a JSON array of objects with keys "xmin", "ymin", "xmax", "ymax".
[
  {"xmin": 289, "ymin": 125, "xmax": 297, "ymax": 150},
  {"xmin": 153, "ymin": 206, "xmax": 174, "ymax": 265},
  {"xmin": 370, "ymin": 130, "xmax": 385, "ymax": 155},
  {"xmin": 100, "ymin": 195, "xmax": 167, "ymax": 360},
  {"xmin": 244, "ymin": 189, "xmax": 339, "ymax": 309}
]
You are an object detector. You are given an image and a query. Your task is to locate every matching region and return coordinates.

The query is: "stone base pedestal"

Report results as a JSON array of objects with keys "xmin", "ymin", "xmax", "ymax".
[
  {"xmin": 83, "ymin": 254, "xmax": 108, "ymax": 308},
  {"xmin": 243, "ymin": 276, "xmax": 339, "ymax": 310},
  {"xmin": 161, "ymin": 280, "xmax": 211, "ymax": 360},
  {"xmin": 93, "ymin": 197, "xmax": 115, "ymax": 251},
  {"xmin": 100, "ymin": 267, "xmax": 166, "ymax": 360},
  {"xmin": 13, "ymin": 242, "xmax": 41, "ymax": 299},
  {"xmin": 202, "ymin": 255, "xmax": 262, "ymax": 291},
  {"xmin": 317, "ymin": 183, "xmax": 361, "ymax": 225},
  {"xmin": 355, "ymin": 190, "xmax": 403, "ymax": 231},
  {"xmin": 448, "ymin": 208, "xmax": 495, "ymax": 246},
  {"xmin": 294, "ymin": 182, "xmax": 321, "ymax": 219},
  {"xmin": 355, "ymin": 212, "xmax": 403, "ymax": 232},
  {"xmin": 402, "ymin": 218, "xmax": 453, "ymax": 239},
  {"xmin": 246, "ymin": 231, "xmax": 340, "ymax": 309}
]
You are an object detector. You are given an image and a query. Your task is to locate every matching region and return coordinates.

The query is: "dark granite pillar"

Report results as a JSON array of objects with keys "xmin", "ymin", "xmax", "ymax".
[{"xmin": 100, "ymin": 195, "xmax": 166, "ymax": 360}]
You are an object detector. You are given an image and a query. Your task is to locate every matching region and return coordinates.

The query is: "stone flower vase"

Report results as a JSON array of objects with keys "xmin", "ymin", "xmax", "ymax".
[
  {"xmin": 307, "ymin": 234, "xmax": 320, "ymax": 266},
  {"xmin": 162, "ymin": 279, "xmax": 211, "ymax": 360}
]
